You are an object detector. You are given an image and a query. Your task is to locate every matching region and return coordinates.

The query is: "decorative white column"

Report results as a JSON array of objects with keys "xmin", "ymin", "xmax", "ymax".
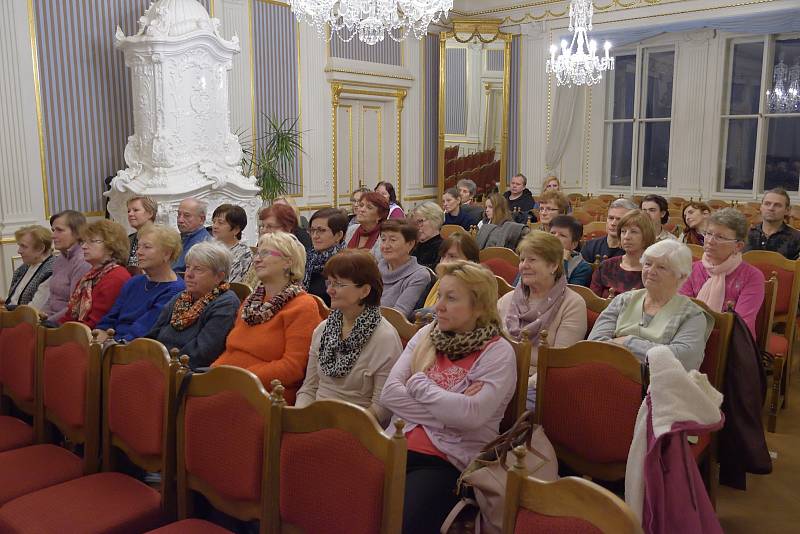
[{"xmin": 107, "ymin": 0, "xmax": 260, "ymax": 243}]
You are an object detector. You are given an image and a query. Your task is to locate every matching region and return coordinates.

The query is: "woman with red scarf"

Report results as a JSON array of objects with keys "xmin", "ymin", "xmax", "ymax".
[
  {"xmin": 59, "ymin": 220, "xmax": 131, "ymax": 328},
  {"xmin": 343, "ymin": 191, "xmax": 389, "ymax": 261}
]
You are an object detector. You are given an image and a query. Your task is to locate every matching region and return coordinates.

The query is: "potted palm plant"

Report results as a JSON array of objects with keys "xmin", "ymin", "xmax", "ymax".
[{"xmin": 241, "ymin": 115, "xmax": 304, "ymax": 203}]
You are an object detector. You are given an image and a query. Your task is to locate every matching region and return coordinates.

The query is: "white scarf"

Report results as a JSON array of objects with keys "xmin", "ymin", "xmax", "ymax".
[{"xmin": 696, "ymin": 252, "xmax": 742, "ymax": 312}]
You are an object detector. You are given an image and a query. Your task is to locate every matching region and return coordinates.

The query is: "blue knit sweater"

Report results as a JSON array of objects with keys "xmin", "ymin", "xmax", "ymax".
[{"xmin": 97, "ymin": 275, "xmax": 185, "ymax": 342}]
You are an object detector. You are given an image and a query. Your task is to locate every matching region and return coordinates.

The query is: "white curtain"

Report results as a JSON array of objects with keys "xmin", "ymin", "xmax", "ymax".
[{"xmin": 545, "ymin": 84, "xmax": 580, "ymax": 171}]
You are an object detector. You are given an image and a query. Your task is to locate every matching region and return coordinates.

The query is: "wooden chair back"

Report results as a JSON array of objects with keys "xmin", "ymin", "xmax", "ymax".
[
  {"xmin": 174, "ymin": 362, "xmax": 270, "ymax": 528},
  {"xmin": 480, "ymin": 246, "xmax": 520, "ymax": 267},
  {"xmin": 568, "ymin": 284, "xmax": 611, "ymax": 334},
  {"xmin": 441, "ymin": 224, "xmax": 468, "ymax": 239},
  {"xmin": 536, "ymin": 337, "xmax": 643, "ymax": 481},
  {"xmin": 381, "ymin": 306, "xmax": 420, "ymax": 347},
  {"xmin": 265, "ymin": 386, "xmax": 407, "ymax": 534},
  {"xmin": 707, "ymin": 200, "xmax": 729, "ymax": 210},
  {"xmin": 689, "ymin": 299, "xmax": 734, "ymax": 391},
  {"xmin": 755, "ymin": 274, "xmax": 778, "ymax": 354},
  {"xmin": 596, "ymin": 194, "xmax": 617, "ymax": 204},
  {"xmin": 686, "ymin": 243, "xmax": 704, "ymax": 261},
  {"xmin": 570, "ymin": 210, "xmax": 595, "ymax": 225},
  {"xmin": 496, "ymin": 275, "xmax": 514, "ymax": 297},
  {"xmin": 582, "ymin": 221, "xmax": 607, "ymax": 241},
  {"xmin": 500, "ymin": 333, "xmax": 532, "ymax": 432},
  {"xmin": 37, "ymin": 323, "xmax": 102, "ymax": 473},
  {"xmin": 102, "ymin": 338, "xmax": 177, "ymax": 512},
  {"xmin": 311, "ymin": 294, "xmax": 331, "ymax": 319},
  {"xmin": 0, "ymin": 305, "xmax": 41, "ymax": 420},
  {"xmin": 502, "ymin": 448, "xmax": 643, "ymax": 534},
  {"xmin": 229, "ymin": 282, "xmax": 252, "ymax": 302}
]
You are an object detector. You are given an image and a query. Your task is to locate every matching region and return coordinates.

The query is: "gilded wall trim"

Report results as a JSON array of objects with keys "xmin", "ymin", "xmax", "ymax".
[
  {"xmin": 324, "ymin": 67, "xmax": 414, "ymax": 80},
  {"xmin": 27, "ymin": 0, "xmax": 50, "ymax": 218}
]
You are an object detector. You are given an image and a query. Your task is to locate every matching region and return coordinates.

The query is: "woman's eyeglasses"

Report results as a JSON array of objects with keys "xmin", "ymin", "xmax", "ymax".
[
  {"xmin": 325, "ymin": 281, "xmax": 360, "ymax": 290},
  {"xmin": 254, "ymin": 249, "xmax": 284, "ymax": 259},
  {"xmin": 702, "ymin": 232, "xmax": 738, "ymax": 244}
]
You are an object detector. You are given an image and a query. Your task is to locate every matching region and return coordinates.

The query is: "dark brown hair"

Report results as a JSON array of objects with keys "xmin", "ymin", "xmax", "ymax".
[
  {"xmin": 212, "ymin": 204, "xmax": 248, "ymax": 240},
  {"xmin": 438, "ymin": 231, "xmax": 480, "ymax": 263},
  {"xmin": 322, "ymin": 249, "xmax": 383, "ymax": 306},
  {"xmin": 310, "ymin": 208, "xmax": 349, "ymax": 239},
  {"xmin": 380, "ymin": 219, "xmax": 418, "ymax": 244}
]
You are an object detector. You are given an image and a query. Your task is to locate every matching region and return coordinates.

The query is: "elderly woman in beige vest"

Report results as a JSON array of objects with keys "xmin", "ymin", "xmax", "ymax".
[{"xmin": 589, "ymin": 239, "xmax": 713, "ymax": 371}]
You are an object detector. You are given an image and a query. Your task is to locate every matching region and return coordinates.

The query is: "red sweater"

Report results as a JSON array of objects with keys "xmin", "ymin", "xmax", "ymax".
[
  {"xmin": 60, "ymin": 265, "xmax": 131, "ymax": 328},
  {"xmin": 212, "ymin": 293, "xmax": 322, "ymax": 404}
]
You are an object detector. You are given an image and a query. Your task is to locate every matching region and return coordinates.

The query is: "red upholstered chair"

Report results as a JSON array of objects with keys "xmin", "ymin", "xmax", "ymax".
[
  {"xmin": 479, "ymin": 246, "xmax": 521, "ymax": 268},
  {"xmin": 147, "ymin": 362, "xmax": 271, "ymax": 533},
  {"xmin": 264, "ymin": 384, "xmax": 407, "ymax": 534},
  {"xmin": 536, "ymin": 337, "xmax": 643, "ymax": 482},
  {"xmin": 502, "ymin": 447, "xmax": 643, "ymax": 534},
  {"xmin": 482, "ymin": 258, "xmax": 519, "ymax": 285},
  {"xmin": 0, "ymin": 323, "xmax": 101, "ymax": 506},
  {"xmin": 0, "ymin": 305, "xmax": 40, "ymax": 452},
  {"xmin": 0, "ymin": 338, "xmax": 177, "ymax": 533},
  {"xmin": 568, "ymin": 285, "xmax": 611, "ymax": 335}
]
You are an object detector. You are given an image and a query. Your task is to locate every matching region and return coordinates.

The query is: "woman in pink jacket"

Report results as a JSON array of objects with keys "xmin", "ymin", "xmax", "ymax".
[
  {"xmin": 379, "ymin": 261, "xmax": 516, "ymax": 534},
  {"xmin": 679, "ymin": 208, "xmax": 764, "ymax": 338}
]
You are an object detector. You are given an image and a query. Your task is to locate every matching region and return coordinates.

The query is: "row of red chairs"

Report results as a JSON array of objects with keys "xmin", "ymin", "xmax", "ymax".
[
  {"xmin": 444, "ymin": 145, "xmax": 459, "ymax": 161},
  {"xmin": 445, "ymin": 159, "xmax": 501, "ymax": 194},
  {"xmin": 444, "ymin": 147, "xmax": 495, "ymax": 178}
]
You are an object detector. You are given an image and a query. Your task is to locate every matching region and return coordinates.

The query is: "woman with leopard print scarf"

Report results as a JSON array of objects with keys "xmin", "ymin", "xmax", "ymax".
[
  {"xmin": 380, "ymin": 260, "xmax": 517, "ymax": 534},
  {"xmin": 296, "ymin": 250, "xmax": 402, "ymax": 424}
]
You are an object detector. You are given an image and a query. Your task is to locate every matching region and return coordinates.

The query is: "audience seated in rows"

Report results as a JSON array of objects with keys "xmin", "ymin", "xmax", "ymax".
[
  {"xmin": 504, "ymin": 173, "xmax": 537, "ymax": 223},
  {"xmin": 296, "ymin": 250, "xmax": 402, "ymax": 425},
  {"xmin": 641, "ymin": 194, "xmax": 677, "ymax": 242},
  {"xmin": 498, "ymin": 231, "xmax": 587, "ymax": 408},
  {"xmin": 379, "ymin": 220, "xmax": 431, "ymax": 319},
  {"xmin": 125, "ymin": 195, "xmax": 158, "ymax": 266},
  {"xmin": 680, "ymin": 208, "xmax": 765, "ymax": 337},
  {"xmin": 380, "ymin": 260, "xmax": 517, "ymax": 534},
  {"xmin": 745, "ymin": 188, "xmax": 800, "ymax": 259},
  {"xmin": 303, "ymin": 207, "xmax": 348, "ymax": 306},
  {"xmin": 213, "ymin": 231, "xmax": 322, "ymax": 404},
  {"xmin": 211, "ymin": 203, "xmax": 252, "ymax": 283},
  {"xmin": 456, "ymin": 178, "xmax": 484, "ymax": 222},
  {"xmin": 443, "ymin": 187, "xmax": 481, "ymax": 230},
  {"xmin": 581, "ymin": 198, "xmax": 637, "ymax": 263},
  {"xmin": 345, "ymin": 191, "xmax": 388, "ymax": 260},
  {"xmin": 376, "ymin": 180, "xmax": 405, "ymax": 219},
  {"xmin": 589, "ymin": 240, "xmax": 714, "ymax": 371},
  {"xmin": 59, "ymin": 220, "xmax": 131, "ymax": 328},
  {"xmin": 147, "ymin": 240, "xmax": 240, "ymax": 368},
  {"xmin": 681, "ymin": 201, "xmax": 711, "ymax": 245},
  {"xmin": 410, "ymin": 201, "xmax": 444, "ymax": 271},
  {"xmin": 41, "ymin": 210, "xmax": 91, "ymax": 321},
  {"xmin": 549, "ymin": 215, "xmax": 593, "ymax": 287},
  {"xmin": 591, "ymin": 209, "xmax": 655, "ymax": 298},
  {"xmin": 534, "ymin": 190, "xmax": 570, "ymax": 232},
  {"xmin": 173, "ymin": 198, "xmax": 213, "ymax": 274},
  {"xmin": 3, "ymin": 225, "xmax": 54, "ymax": 309},
  {"xmin": 95, "ymin": 225, "xmax": 185, "ymax": 342},
  {"xmin": 422, "ymin": 231, "xmax": 480, "ymax": 309},
  {"xmin": 476, "ymin": 193, "xmax": 529, "ymax": 250}
]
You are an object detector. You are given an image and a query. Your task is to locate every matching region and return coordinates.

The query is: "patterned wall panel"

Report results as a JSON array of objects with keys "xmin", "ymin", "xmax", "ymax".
[
  {"xmin": 424, "ymin": 34, "xmax": 439, "ymax": 188},
  {"xmin": 330, "ymin": 36, "xmax": 402, "ymax": 65},
  {"xmin": 252, "ymin": 0, "xmax": 301, "ymax": 195},
  {"xmin": 33, "ymin": 0, "xmax": 211, "ymax": 215},
  {"xmin": 445, "ymin": 47, "xmax": 467, "ymax": 135},
  {"xmin": 487, "ymin": 49, "xmax": 504, "ymax": 71},
  {"xmin": 507, "ymin": 36, "xmax": 521, "ymax": 182}
]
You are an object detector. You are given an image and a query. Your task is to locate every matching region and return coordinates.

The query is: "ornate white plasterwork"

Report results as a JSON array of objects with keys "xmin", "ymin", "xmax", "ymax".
[{"xmin": 107, "ymin": 0, "xmax": 261, "ymax": 243}]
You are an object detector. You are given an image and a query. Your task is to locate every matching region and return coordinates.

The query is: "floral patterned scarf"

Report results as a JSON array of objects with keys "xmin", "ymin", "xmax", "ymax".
[
  {"xmin": 170, "ymin": 283, "xmax": 230, "ymax": 331},
  {"xmin": 241, "ymin": 283, "xmax": 305, "ymax": 326},
  {"xmin": 67, "ymin": 261, "xmax": 119, "ymax": 322}
]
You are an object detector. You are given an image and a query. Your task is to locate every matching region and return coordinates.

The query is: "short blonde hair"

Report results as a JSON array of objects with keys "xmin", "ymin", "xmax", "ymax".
[
  {"xmin": 617, "ymin": 209, "xmax": 657, "ymax": 249},
  {"xmin": 413, "ymin": 201, "xmax": 445, "ymax": 230},
  {"xmin": 15, "ymin": 225, "xmax": 53, "ymax": 254},
  {"xmin": 411, "ymin": 261, "xmax": 500, "ymax": 373},
  {"xmin": 641, "ymin": 240, "xmax": 693, "ymax": 280},
  {"xmin": 258, "ymin": 231, "xmax": 307, "ymax": 283},
  {"xmin": 516, "ymin": 231, "xmax": 564, "ymax": 280},
  {"xmin": 186, "ymin": 240, "xmax": 232, "ymax": 279},
  {"xmin": 83, "ymin": 220, "xmax": 130, "ymax": 265},
  {"xmin": 127, "ymin": 196, "xmax": 158, "ymax": 222},
  {"xmin": 137, "ymin": 224, "xmax": 183, "ymax": 264}
]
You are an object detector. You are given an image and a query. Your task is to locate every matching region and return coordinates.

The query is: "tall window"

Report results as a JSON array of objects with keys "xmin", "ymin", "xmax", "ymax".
[
  {"xmin": 604, "ymin": 47, "xmax": 676, "ymax": 189},
  {"xmin": 721, "ymin": 36, "xmax": 800, "ymax": 192}
]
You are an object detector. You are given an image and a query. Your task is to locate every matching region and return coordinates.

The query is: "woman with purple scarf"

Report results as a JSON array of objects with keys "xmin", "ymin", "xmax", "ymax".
[{"xmin": 498, "ymin": 231, "xmax": 587, "ymax": 408}]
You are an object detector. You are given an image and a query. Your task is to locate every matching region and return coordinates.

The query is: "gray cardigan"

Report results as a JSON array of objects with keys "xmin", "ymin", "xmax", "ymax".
[
  {"xmin": 379, "ymin": 256, "xmax": 431, "ymax": 319},
  {"xmin": 146, "ymin": 290, "xmax": 240, "ymax": 369}
]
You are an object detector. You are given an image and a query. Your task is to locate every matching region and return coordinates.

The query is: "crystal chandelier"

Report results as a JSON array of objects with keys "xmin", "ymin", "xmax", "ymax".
[
  {"xmin": 545, "ymin": 0, "xmax": 614, "ymax": 87},
  {"xmin": 766, "ymin": 56, "xmax": 800, "ymax": 113},
  {"xmin": 289, "ymin": 0, "xmax": 453, "ymax": 46}
]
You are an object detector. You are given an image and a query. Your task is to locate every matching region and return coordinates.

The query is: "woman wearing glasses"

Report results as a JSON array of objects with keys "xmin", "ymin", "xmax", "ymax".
[
  {"xmin": 296, "ymin": 250, "xmax": 402, "ymax": 424},
  {"xmin": 213, "ymin": 231, "xmax": 322, "ymax": 404},
  {"xmin": 679, "ymin": 208, "xmax": 765, "ymax": 337},
  {"xmin": 303, "ymin": 208, "xmax": 349, "ymax": 306}
]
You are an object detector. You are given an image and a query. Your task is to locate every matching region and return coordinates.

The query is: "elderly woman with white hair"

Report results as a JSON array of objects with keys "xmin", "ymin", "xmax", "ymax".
[
  {"xmin": 589, "ymin": 240, "xmax": 714, "ymax": 371},
  {"xmin": 147, "ymin": 240, "xmax": 240, "ymax": 369},
  {"xmin": 411, "ymin": 201, "xmax": 445, "ymax": 270},
  {"xmin": 213, "ymin": 231, "xmax": 323, "ymax": 404},
  {"xmin": 680, "ymin": 208, "xmax": 764, "ymax": 338}
]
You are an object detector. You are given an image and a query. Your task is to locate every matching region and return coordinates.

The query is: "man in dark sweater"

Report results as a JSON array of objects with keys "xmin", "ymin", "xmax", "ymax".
[
  {"xmin": 504, "ymin": 173, "xmax": 537, "ymax": 223},
  {"xmin": 581, "ymin": 198, "xmax": 637, "ymax": 263},
  {"xmin": 745, "ymin": 188, "xmax": 800, "ymax": 260}
]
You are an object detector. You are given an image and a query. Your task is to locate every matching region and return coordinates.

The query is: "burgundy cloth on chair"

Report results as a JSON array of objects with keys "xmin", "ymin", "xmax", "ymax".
[
  {"xmin": 0, "ymin": 322, "xmax": 36, "ymax": 402},
  {"xmin": 0, "ymin": 416, "xmax": 33, "ymax": 452},
  {"xmin": 482, "ymin": 258, "xmax": 519, "ymax": 285},
  {"xmin": 0, "ymin": 444, "xmax": 83, "ymax": 505},
  {"xmin": 146, "ymin": 518, "xmax": 234, "ymax": 533},
  {"xmin": 514, "ymin": 508, "xmax": 602, "ymax": 533},
  {"xmin": 0, "ymin": 472, "xmax": 163, "ymax": 533}
]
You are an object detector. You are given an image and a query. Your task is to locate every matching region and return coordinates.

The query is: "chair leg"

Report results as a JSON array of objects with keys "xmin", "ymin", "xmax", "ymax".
[
  {"xmin": 782, "ymin": 348, "xmax": 792, "ymax": 410},
  {"xmin": 768, "ymin": 356, "xmax": 785, "ymax": 433}
]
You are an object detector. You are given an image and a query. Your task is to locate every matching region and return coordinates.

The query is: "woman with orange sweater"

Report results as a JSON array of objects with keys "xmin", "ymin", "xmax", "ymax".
[{"xmin": 213, "ymin": 231, "xmax": 321, "ymax": 404}]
